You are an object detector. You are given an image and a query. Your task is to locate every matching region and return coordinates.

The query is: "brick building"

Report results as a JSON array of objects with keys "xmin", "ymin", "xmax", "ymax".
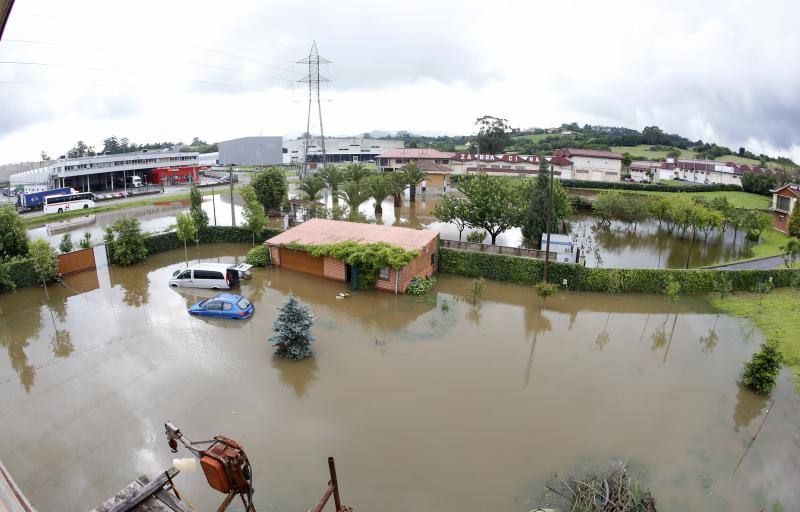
[
  {"xmin": 265, "ymin": 219, "xmax": 438, "ymax": 293},
  {"xmin": 771, "ymin": 183, "xmax": 799, "ymax": 234}
]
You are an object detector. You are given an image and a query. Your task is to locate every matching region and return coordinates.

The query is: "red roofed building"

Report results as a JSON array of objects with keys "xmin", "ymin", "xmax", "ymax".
[
  {"xmin": 375, "ymin": 148, "xmax": 454, "ymax": 172},
  {"xmin": 771, "ymin": 183, "xmax": 799, "ymax": 234},
  {"xmin": 265, "ymin": 219, "xmax": 438, "ymax": 293},
  {"xmin": 448, "ymin": 153, "xmax": 575, "ymax": 179}
]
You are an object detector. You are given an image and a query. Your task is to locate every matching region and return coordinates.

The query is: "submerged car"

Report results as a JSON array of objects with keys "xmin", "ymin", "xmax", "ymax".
[{"xmin": 187, "ymin": 294, "xmax": 254, "ymax": 319}]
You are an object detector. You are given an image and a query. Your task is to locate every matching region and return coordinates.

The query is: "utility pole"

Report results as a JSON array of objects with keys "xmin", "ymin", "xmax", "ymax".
[
  {"xmin": 298, "ymin": 41, "xmax": 330, "ymax": 176},
  {"xmin": 543, "ymin": 161, "xmax": 554, "ymax": 283},
  {"xmin": 211, "ymin": 183, "xmax": 217, "ymax": 226},
  {"xmin": 229, "ymin": 165, "xmax": 235, "ymax": 227}
]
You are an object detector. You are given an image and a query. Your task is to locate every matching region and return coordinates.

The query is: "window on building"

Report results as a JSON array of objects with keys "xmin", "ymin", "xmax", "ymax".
[
  {"xmin": 777, "ymin": 196, "xmax": 791, "ymax": 211},
  {"xmin": 378, "ymin": 267, "xmax": 390, "ymax": 280}
]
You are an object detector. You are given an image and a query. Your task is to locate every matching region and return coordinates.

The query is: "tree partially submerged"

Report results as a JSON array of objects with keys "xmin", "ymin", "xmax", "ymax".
[
  {"xmin": 175, "ymin": 212, "xmax": 197, "ymax": 266},
  {"xmin": 189, "ymin": 184, "xmax": 209, "ymax": 230},
  {"xmin": 458, "ymin": 174, "xmax": 525, "ymax": 245},
  {"xmin": 241, "ymin": 184, "xmax": 267, "ymax": 245},
  {"xmin": 432, "ymin": 195, "xmax": 469, "ymax": 241},
  {"xmin": 269, "ymin": 294, "xmax": 316, "ymax": 360},
  {"xmin": 0, "ymin": 205, "xmax": 30, "ymax": 261},
  {"xmin": 251, "ymin": 167, "xmax": 288, "ymax": 213},
  {"xmin": 743, "ymin": 342, "xmax": 783, "ymax": 395}
]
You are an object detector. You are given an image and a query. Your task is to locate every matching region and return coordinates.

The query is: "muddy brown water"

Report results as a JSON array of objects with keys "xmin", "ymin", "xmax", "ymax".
[{"xmin": 1, "ymin": 244, "xmax": 797, "ymax": 511}]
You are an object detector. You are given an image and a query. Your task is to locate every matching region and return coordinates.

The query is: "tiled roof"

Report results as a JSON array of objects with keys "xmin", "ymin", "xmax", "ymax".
[
  {"xmin": 417, "ymin": 160, "xmax": 453, "ymax": 173},
  {"xmin": 375, "ymin": 148, "xmax": 455, "ymax": 159},
  {"xmin": 265, "ymin": 218, "xmax": 438, "ymax": 251},
  {"xmin": 547, "ymin": 156, "xmax": 573, "ymax": 167},
  {"xmin": 556, "ymin": 148, "xmax": 624, "ymax": 160},
  {"xmin": 771, "ymin": 183, "xmax": 800, "ymax": 197}
]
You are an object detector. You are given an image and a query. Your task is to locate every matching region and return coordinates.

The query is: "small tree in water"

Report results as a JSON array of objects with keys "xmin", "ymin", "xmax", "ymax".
[
  {"xmin": 269, "ymin": 294, "xmax": 315, "ymax": 360},
  {"xmin": 743, "ymin": 342, "xmax": 783, "ymax": 394}
]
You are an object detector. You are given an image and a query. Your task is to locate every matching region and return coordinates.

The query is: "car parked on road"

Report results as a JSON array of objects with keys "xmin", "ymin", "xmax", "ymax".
[{"xmin": 187, "ymin": 294, "xmax": 254, "ymax": 319}]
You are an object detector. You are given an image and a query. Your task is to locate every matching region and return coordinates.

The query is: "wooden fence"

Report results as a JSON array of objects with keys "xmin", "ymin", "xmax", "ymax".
[
  {"xmin": 439, "ymin": 239, "xmax": 556, "ymax": 260},
  {"xmin": 57, "ymin": 247, "xmax": 96, "ymax": 276}
]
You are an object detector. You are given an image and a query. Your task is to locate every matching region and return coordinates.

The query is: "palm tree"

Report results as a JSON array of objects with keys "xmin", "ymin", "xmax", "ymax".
[
  {"xmin": 400, "ymin": 163, "xmax": 427, "ymax": 202},
  {"xmin": 337, "ymin": 180, "xmax": 372, "ymax": 214},
  {"xmin": 390, "ymin": 171, "xmax": 406, "ymax": 207},
  {"xmin": 368, "ymin": 174, "xmax": 401, "ymax": 216},
  {"xmin": 318, "ymin": 166, "xmax": 346, "ymax": 204},
  {"xmin": 297, "ymin": 176, "xmax": 326, "ymax": 201},
  {"xmin": 344, "ymin": 162, "xmax": 372, "ymax": 182}
]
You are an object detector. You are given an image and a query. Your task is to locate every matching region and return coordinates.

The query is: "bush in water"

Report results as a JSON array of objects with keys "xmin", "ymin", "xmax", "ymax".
[
  {"xmin": 743, "ymin": 342, "xmax": 784, "ymax": 394},
  {"xmin": 269, "ymin": 294, "xmax": 315, "ymax": 360},
  {"xmin": 246, "ymin": 245, "xmax": 270, "ymax": 267},
  {"xmin": 407, "ymin": 276, "xmax": 437, "ymax": 296}
]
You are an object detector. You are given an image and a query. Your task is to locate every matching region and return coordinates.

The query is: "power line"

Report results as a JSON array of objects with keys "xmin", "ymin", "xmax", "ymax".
[
  {"xmin": 185, "ymin": 43, "xmax": 301, "ymax": 75},
  {"xmin": 215, "ymin": 22, "xmax": 305, "ymax": 54},
  {"xmin": 0, "ymin": 60, "xmax": 277, "ymax": 92},
  {"xmin": 188, "ymin": 62, "xmax": 297, "ymax": 82}
]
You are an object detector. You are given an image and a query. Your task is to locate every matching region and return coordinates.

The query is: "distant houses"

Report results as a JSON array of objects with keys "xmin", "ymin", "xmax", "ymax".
[
  {"xmin": 630, "ymin": 157, "xmax": 779, "ymax": 186},
  {"xmin": 373, "ymin": 147, "xmax": 625, "ymax": 189}
]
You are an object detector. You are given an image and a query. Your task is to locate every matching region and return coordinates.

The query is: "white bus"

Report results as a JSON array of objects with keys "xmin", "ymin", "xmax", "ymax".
[{"xmin": 44, "ymin": 192, "xmax": 96, "ymax": 214}]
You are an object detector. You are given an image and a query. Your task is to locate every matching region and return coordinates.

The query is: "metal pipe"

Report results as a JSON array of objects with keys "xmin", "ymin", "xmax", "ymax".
[
  {"xmin": 310, "ymin": 485, "xmax": 334, "ymax": 512},
  {"xmin": 328, "ymin": 457, "xmax": 341, "ymax": 512}
]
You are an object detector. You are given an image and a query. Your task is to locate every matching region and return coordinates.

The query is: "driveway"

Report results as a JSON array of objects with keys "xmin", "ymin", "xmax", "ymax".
[{"xmin": 706, "ymin": 255, "xmax": 786, "ymax": 270}]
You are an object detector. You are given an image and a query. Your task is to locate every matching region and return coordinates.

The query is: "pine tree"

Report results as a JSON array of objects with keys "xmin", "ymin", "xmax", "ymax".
[{"xmin": 269, "ymin": 295, "xmax": 315, "ymax": 360}]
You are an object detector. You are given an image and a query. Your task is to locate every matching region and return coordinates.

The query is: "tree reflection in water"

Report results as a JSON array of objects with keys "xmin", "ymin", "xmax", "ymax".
[
  {"xmin": 0, "ymin": 304, "xmax": 44, "ymax": 393},
  {"xmin": 271, "ymin": 355, "xmax": 318, "ymax": 397},
  {"xmin": 732, "ymin": 380, "xmax": 768, "ymax": 432}
]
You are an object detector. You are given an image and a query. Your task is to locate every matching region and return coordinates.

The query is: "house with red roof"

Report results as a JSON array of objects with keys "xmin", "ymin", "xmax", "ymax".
[
  {"xmin": 771, "ymin": 183, "xmax": 799, "ymax": 234},
  {"xmin": 265, "ymin": 219, "xmax": 438, "ymax": 293},
  {"xmin": 448, "ymin": 153, "xmax": 576, "ymax": 179}
]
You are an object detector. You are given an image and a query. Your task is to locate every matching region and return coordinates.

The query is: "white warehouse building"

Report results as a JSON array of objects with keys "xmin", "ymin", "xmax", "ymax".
[
  {"xmin": 10, "ymin": 148, "xmax": 201, "ymax": 191},
  {"xmin": 283, "ymin": 137, "xmax": 405, "ymax": 165}
]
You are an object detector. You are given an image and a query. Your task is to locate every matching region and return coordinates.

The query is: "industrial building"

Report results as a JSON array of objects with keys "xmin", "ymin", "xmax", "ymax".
[
  {"xmin": 283, "ymin": 137, "xmax": 404, "ymax": 165},
  {"xmin": 10, "ymin": 148, "xmax": 203, "ymax": 192},
  {"xmin": 218, "ymin": 136, "xmax": 283, "ymax": 166}
]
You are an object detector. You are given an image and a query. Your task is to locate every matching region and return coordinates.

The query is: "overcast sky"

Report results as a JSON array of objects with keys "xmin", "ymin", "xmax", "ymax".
[{"xmin": 1, "ymin": 0, "xmax": 799, "ymax": 162}]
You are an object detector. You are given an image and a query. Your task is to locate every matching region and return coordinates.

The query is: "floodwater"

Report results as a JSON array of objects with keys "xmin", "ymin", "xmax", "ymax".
[
  {"xmin": 0, "ymin": 244, "xmax": 797, "ymax": 511},
  {"xmin": 29, "ymin": 187, "xmax": 750, "ymax": 268},
  {"xmin": 28, "ymin": 192, "xmax": 248, "ymax": 246}
]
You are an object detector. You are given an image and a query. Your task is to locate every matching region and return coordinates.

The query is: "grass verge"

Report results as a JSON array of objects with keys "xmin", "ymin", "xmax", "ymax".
[
  {"xmin": 23, "ymin": 186, "xmax": 241, "ymax": 228},
  {"xmin": 633, "ymin": 190, "xmax": 770, "ymax": 210},
  {"xmin": 711, "ymin": 289, "xmax": 800, "ymax": 390}
]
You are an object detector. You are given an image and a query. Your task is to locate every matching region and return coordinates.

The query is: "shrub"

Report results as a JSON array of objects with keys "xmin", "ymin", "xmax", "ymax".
[
  {"xmin": 251, "ymin": 167, "xmax": 288, "ymax": 213},
  {"xmin": 30, "ymin": 239, "xmax": 58, "ymax": 285},
  {"xmin": 108, "ymin": 218, "xmax": 148, "ymax": 266},
  {"xmin": 269, "ymin": 294, "xmax": 315, "ymax": 360},
  {"xmin": 58, "ymin": 233, "xmax": 74, "ymax": 254},
  {"xmin": 0, "ymin": 205, "xmax": 29, "ymax": 261},
  {"xmin": 79, "ymin": 232, "xmax": 93, "ymax": 249},
  {"xmin": 466, "ymin": 230, "xmax": 486, "ymax": 243},
  {"xmin": 663, "ymin": 274, "xmax": 681, "ymax": 302},
  {"xmin": 559, "ymin": 179, "xmax": 741, "ymax": 193},
  {"xmin": 246, "ymin": 245, "xmax": 270, "ymax": 267},
  {"xmin": 437, "ymin": 247, "xmax": 800, "ymax": 294},
  {"xmin": 743, "ymin": 342, "xmax": 784, "ymax": 394},
  {"xmin": 535, "ymin": 282, "xmax": 558, "ymax": 299},
  {"xmin": 407, "ymin": 276, "xmax": 437, "ymax": 295}
]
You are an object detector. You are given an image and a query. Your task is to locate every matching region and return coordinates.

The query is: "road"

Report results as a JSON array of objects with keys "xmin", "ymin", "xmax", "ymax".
[{"xmin": 707, "ymin": 255, "xmax": 786, "ymax": 270}]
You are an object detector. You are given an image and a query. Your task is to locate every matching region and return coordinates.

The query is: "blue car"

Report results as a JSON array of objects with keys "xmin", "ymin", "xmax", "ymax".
[{"xmin": 188, "ymin": 294, "xmax": 254, "ymax": 319}]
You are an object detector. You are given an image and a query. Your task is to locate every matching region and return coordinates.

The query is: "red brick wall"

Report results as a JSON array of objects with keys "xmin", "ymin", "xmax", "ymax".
[
  {"xmin": 773, "ymin": 190, "xmax": 796, "ymax": 234},
  {"xmin": 269, "ymin": 245, "xmax": 281, "ymax": 265}
]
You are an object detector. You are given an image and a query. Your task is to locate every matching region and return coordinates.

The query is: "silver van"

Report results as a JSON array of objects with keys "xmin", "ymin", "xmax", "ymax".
[{"xmin": 169, "ymin": 263, "xmax": 252, "ymax": 290}]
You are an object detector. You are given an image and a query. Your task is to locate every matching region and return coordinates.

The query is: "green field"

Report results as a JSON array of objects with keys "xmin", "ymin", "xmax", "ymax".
[
  {"xmin": 633, "ymin": 190, "xmax": 771, "ymax": 210},
  {"xmin": 611, "ymin": 145, "xmax": 695, "ymax": 160},
  {"xmin": 712, "ymin": 289, "xmax": 800, "ymax": 390},
  {"xmin": 512, "ymin": 132, "xmax": 566, "ymax": 144}
]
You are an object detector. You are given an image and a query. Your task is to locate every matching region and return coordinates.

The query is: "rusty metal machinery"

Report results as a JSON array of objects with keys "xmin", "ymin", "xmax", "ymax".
[{"xmin": 164, "ymin": 421, "xmax": 254, "ymax": 512}]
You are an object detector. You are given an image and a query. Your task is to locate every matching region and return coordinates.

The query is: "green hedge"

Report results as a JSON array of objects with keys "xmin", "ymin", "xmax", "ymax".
[
  {"xmin": 0, "ymin": 257, "xmax": 40, "ymax": 292},
  {"xmin": 129, "ymin": 226, "xmax": 284, "ymax": 259},
  {"xmin": 560, "ymin": 179, "xmax": 742, "ymax": 193},
  {"xmin": 438, "ymin": 248, "xmax": 800, "ymax": 294}
]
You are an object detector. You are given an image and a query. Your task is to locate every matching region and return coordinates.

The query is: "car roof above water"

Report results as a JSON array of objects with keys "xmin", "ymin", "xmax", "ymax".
[
  {"xmin": 212, "ymin": 293, "xmax": 244, "ymax": 301},
  {"xmin": 187, "ymin": 263, "xmax": 235, "ymax": 272}
]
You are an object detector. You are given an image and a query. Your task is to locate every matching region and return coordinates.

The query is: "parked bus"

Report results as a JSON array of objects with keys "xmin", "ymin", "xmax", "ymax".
[{"xmin": 43, "ymin": 192, "xmax": 96, "ymax": 214}]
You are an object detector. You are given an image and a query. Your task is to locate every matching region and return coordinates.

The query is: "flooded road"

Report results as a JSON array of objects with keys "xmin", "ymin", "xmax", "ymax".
[{"xmin": 0, "ymin": 245, "xmax": 797, "ymax": 511}]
